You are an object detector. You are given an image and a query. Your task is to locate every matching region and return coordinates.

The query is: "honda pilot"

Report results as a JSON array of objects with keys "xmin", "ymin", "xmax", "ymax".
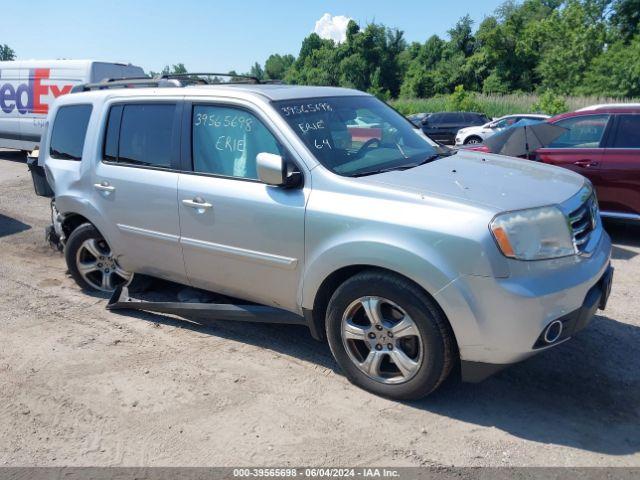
[{"xmin": 33, "ymin": 80, "xmax": 613, "ymax": 399}]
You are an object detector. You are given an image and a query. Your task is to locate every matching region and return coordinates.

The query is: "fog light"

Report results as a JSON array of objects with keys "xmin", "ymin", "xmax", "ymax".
[{"xmin": 543, "ymin": 320, "xmax": 563, "ymax": 344}]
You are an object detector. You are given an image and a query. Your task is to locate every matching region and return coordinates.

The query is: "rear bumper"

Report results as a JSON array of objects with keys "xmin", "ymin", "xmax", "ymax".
[{"xmin": 460, "ymin": 264, "xmax": 614, "ymax": 382}]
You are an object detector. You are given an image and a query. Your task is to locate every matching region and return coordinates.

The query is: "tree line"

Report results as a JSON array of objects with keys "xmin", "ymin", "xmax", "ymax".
[
  {"xmin": 247, "ymin": 0, "xmax": 640, "ymax": 99},
  {"xmin": 2, "ymin": 0, "xmax": 637, "ymax": 100}
]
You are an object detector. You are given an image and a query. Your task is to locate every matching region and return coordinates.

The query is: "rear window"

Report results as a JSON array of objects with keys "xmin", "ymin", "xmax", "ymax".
[
  {"xmin": 611, "ymin": 115, "xmax": 640, "ymax": 148},
  {"xmin": 103, "ymin": 103, "xmax": 176, "ymax": 167},
  {"xmin": 49, "ymin": 105, "xmax": 93, "ymax": 160}
]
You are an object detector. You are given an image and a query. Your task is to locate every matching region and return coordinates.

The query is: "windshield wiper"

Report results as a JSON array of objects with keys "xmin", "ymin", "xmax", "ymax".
[
  {"xmin": 351, "ymin": 151, "xmax": 456, "ymax": 177},
  {"xmin": 407, "ymin": 150, "xmax": 456, "ymax": 168}
]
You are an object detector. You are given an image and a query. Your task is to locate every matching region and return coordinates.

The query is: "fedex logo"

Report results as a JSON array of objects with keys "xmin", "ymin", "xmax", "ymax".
[{"xmin": 0, "ymin": 68, "xmax": 73, "ymax": 115}]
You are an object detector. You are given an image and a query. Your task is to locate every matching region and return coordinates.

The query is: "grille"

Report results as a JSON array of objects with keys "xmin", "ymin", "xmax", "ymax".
[{"xmin": 569, "ymin": 195, "xmax": 597, "ymax": 252}]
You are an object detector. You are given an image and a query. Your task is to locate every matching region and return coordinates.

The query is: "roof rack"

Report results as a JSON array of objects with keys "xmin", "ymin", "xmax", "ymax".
[
  {"xmin": 71, "ymin": 77, "xmax": 180, "ymax": 92},
  {"xmin": 160, "ymin": 72, "xmax": 261, "ymax": 84},
  {"xmin": 71, "ymin": 72, "xmax": 270, "ymax": 93}
]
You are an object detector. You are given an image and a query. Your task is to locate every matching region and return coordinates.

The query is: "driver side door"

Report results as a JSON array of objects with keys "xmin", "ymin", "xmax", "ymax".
[{"xmin": 177, "ymin": 101, "xmax": 309, "ymax": 311}]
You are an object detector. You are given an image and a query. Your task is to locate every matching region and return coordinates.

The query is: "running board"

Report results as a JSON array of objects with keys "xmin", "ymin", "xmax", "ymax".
[{"xmin": 107, "ymin": 286, "xmax": 306, "ymax": 325}]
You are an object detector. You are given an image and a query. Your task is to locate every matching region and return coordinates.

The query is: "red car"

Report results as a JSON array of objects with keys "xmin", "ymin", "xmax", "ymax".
[{"xmin": 536, "ymin": 105, "xmax": 640, "ymax": 221}]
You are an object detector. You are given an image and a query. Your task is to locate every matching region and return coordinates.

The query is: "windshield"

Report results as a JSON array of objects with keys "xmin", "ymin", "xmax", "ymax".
[{"xmin": 273, "ymin": 96, "xmax": 440, "ymax": 177}]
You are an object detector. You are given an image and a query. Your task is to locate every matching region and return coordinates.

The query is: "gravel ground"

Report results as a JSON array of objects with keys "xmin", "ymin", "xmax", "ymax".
[{"xmin": 1, "ymin": 149, "xmax": 639, "ymax": 467}]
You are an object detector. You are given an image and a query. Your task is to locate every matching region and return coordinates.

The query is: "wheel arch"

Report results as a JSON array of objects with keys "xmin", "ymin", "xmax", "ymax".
[
  {"xmin": 61, "ymin": 212, "xmax": 93, "ymax": 239},
  {"xmin": 303, "ymin": 246, "xmax": 456, "ymax": 340},
  {"xmin": 56, "ymin": 196, "xmax": 114, "ymax": 247},
  {"xmin": 305, "ymin": 264, "xmax": 460, "ymax": 374}
]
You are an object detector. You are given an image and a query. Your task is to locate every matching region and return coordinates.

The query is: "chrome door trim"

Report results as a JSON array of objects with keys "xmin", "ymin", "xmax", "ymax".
[
  {"xmin": 600, "ymin": 211, "xmax": 640, "ymax": 221},
  {"xmin": 180, "ymin": 236, "xmax": 298, "ymax": 269},
  {"xmin": 117, "ymin": 224, "xmax": 180, "ymax": 243}
]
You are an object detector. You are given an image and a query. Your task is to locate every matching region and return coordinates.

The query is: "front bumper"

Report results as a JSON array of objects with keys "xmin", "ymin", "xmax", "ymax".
[
  {"xmin": 460, "ymin": 264, "xmax": 613, "ymax": 382},
  {"xmin": 434, "ymin": 230, "xmax": 612, "ymax": 380}
]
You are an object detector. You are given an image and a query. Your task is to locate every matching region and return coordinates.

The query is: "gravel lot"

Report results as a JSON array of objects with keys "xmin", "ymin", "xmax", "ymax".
[{"xmin": 1, "ymin": 149, "xmax": 639, "ymax": 467}]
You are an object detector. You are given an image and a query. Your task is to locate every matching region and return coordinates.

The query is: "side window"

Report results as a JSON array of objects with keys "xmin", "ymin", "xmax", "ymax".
[
  {"xmin": 549, "ymin": 115, "xmax": 610, "ymax": 148},
  {"xmin": 493, "ymin": 117, "xmax": 516, "ymax": 129},
  {"xmin": 442, "ymin": 113, "xmax": 458, "ymax": 123},
  {"xmin": 192, "ymin": 105, "xmax": 281, "ymax": 180},
  {"xmin": 611, "ymin": 115, "xmax": 640, "ymax": 148},
  {"xmin": 103, "ymin": 103, "xmax": 176, "ymax": 167},
  {"xmin": 464, "ymin": 113, "xmax": 481, "ymax": 124},
  {"xmin": 49, "ymin": 105, "xmax": 93, "ymax": 160},
  {"xmin": 103, "ymin": 105, "xmax": 122, "ymax": 162}
]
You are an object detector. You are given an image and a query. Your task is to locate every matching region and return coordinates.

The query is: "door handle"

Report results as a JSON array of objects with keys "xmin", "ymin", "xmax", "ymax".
[
  {"xmin": 182, "ymin": 197, "xmax": 213, "ymax": 210},
  {"xmin": 94, "ymin": 182, "xmax": 115, "ymax": 193},
  {"xmin": 573, "ymin": 160, "xmax": 599, "ymax": 168}
]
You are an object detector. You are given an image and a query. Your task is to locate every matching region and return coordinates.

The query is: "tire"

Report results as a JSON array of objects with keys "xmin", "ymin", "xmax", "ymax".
[
  {"xmin": 64, "ymin": 223, "xmax": 132, "ymax": 292},
  {"xmin": 326, "ymin": 270, "xmax": 455, "ymax": 400},
  {"xmin": 464, "ymin": 136, "xmax": 482, "ymax": 145}
]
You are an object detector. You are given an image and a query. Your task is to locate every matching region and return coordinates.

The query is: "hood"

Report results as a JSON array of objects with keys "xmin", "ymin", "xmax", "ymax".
[{"xmin": 357, "ymin": 151, "xmax": 586, "ymax": 212}]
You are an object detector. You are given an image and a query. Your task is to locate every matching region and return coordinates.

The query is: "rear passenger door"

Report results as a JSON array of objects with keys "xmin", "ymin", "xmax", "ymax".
[
  {"xmin": 93, "ymin": 100, "xmax": 188, "ymax": 284},
  {"xmin": 177, "ymin": 101, "xmax": 307, "ymax": 311},
  {"xmin": 536, "ymin": 114, "xmax": 611, "ymax": 187},
  {"xmin": 600, "ymin": 114, "xmax": 640, "ymax": 216}
]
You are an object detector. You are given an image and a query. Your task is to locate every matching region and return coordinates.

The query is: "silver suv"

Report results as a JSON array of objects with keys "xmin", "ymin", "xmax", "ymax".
[{"xmin": 36, "ymin": 79, "xmax": 613, "ymax": 399}]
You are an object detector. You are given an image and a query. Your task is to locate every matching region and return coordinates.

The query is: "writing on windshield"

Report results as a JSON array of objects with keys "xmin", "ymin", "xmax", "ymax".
[{"xmin": 273, "ymin": 96, "xmax": 438, "ymax": 177}]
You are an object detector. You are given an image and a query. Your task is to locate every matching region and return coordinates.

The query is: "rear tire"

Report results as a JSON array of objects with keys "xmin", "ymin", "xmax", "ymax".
[
  {"xmin": 65, "ymin": 223, "xmax": 132, "ymax": 292},
  {"xmin": 326, "ymin": 270, "xmax": 455, "ymax": 400}
]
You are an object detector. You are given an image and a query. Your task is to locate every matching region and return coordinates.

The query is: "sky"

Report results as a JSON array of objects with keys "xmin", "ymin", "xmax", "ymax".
[{"xmin": 3, "ymin": 0, "xmax": 506, "ymax": 74}]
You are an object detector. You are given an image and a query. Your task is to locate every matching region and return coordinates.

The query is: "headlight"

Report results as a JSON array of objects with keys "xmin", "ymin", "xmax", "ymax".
[{"xmin": 490, "ymin": 206, "xmax": 575, "ymax": 260}]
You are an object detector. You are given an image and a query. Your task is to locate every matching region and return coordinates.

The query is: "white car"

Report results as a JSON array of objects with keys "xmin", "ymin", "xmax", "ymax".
[{"xmin": 455, "ymin": 114, "xmax": 550, "ymax": 146}]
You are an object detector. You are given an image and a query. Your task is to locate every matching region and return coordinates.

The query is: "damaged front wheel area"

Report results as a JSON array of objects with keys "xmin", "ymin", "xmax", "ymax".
[{"xmin": 65, "ymin": 223, "xmax": 132, "ymax": 292}]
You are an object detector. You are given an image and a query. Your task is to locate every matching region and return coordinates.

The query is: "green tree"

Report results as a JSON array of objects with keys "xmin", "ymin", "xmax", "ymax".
[
  {"xmin": 611, "ymin": 0, "xmax": 640, "ymax": 41},
  {"xmin": 531, "ymin": 90, "xmax": 569, "ymax": 114},
  {"xmin": 261, "ymin": 0, "xmax": 639, "ymax": 100},
  {"xmin": 249, "ymin": 62, "xmax": 264, "ymax": 81},
  {"xmin": 149, "ymin": 63, "xmax": 187, "ymax": 77},
  {"xmin": 446, "ymin": 85, "xmax": 483, "ymax": 112},
  {"xmin": 0, "ymin": 44, "xmax": 16, "ymax": 61},
  {"xmin": 264, "ymin": 54, "xmax": 295, "ymax": 80},
  {"xmin": 529, "ymin": 0, "xmax": 609, "ymax": 94},
  {"xmin": 579, "ymin": 35, "xmax": 640, "ymax": 96}
]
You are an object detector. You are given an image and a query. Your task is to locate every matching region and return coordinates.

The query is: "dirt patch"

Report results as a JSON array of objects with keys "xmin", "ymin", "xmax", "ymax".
[{"xmin": 1, "ymin": 151, "xmax": 639, "ymax": 466}]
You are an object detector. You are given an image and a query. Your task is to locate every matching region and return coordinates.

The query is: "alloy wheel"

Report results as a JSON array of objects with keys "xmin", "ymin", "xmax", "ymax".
[
  {"xmin": 341, "ymin": 296, "xmax": 424, "ymax": 384},
  {"xmin": 75, "ymin": 238, "xmax": 132, "ymax": 292}
]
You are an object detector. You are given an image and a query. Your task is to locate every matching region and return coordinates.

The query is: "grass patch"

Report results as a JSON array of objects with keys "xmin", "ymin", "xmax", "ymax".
[{"xmin": 390, "ymin": 93, "xmax": 640, "ymax": 118}]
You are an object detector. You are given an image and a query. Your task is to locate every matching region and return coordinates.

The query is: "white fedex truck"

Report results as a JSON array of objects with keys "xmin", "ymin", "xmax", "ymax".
[{"xmin": 0, "ymin": 60, "xmax": 145, "ymax": 151}]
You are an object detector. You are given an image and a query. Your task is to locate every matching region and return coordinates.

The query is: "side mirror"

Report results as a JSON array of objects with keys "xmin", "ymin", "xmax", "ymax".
[
  {"xmin": 488, "ymin": 122, "xmax": 498, "ymax": 129},
  {"xmin": 256, "ymin": 152, "xmax": 302, "ymax": 188}
]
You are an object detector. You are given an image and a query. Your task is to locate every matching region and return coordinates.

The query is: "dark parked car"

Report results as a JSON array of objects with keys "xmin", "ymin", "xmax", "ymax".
[
  {"xmin": 406, "ymin": 112, "xmax": 430, "ymax": 127},
  {"xmin": 421, "ymin": 112, "xmax": 490, "ymax": 144},
  {"xmin": 536, "ymin": 104, "xmax": 640, "ymax": 221}
]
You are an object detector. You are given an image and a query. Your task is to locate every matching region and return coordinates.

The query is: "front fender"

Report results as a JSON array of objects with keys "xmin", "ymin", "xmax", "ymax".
[
  {"xmin": 301, "ymin": 240, "xmax": 455, "ymax": 311},
  {"xmin": 301, "ymin": 238, "xmax": 483, "ymax": 350}
]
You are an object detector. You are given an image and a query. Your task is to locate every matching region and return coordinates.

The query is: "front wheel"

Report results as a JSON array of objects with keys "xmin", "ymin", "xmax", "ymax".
[
  {"xmin": 65, "ymin": 223, "xmax": 132, "ymax": 292},
  {"xmin": 464, "ymin": 136, "xmax": 482, "ymax": 145},
  {"xmin": 326, "ymin": 271, "xmax": 456, "ymax": 400}
]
